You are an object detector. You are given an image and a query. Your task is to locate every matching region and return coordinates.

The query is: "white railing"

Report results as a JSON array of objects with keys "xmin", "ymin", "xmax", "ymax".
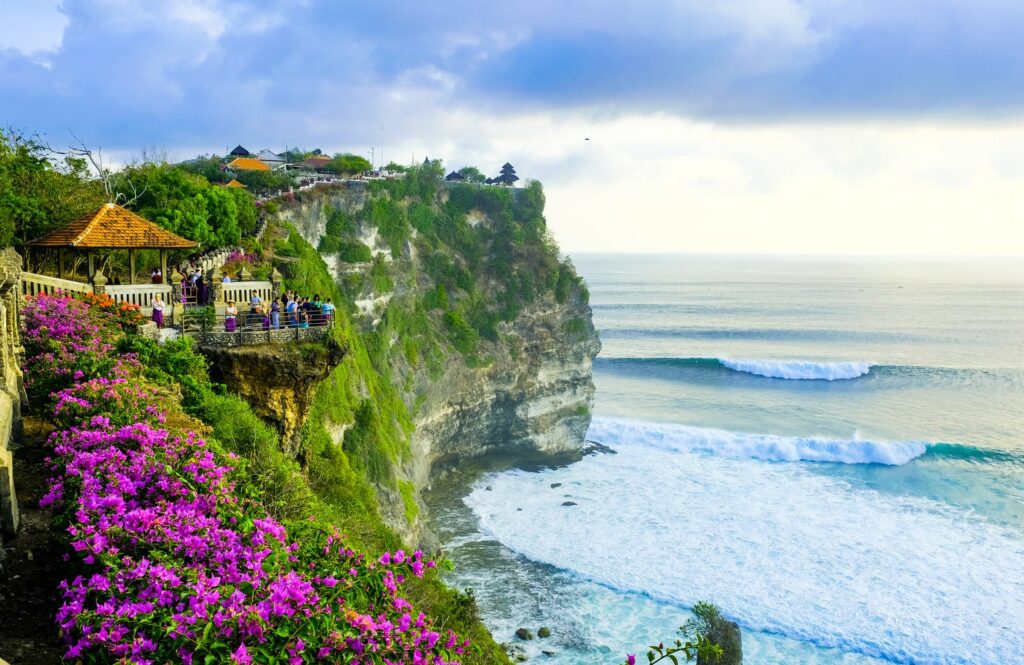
[
  {"xmin": 220, "ymin": 280, "xmax": 274, "ymax": 305},
  {"xmin": 21, "ymin": 272, "xmax": 94, "ymax": 297},
  {"xmin": 105, "ymin": 284, "xmax": 174, "ymax": 310}
]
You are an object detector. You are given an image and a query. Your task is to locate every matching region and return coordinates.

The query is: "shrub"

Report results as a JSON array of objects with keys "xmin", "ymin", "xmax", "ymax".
[{"xmin": 26, "ymin": 295, "xmax": 470, "ymax": 664}]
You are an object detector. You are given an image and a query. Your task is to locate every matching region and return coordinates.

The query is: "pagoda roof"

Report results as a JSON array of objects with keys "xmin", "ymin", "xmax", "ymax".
[
  {"xmin": 230, "ymin": 145, "xmax": 250, "ymax": 156},
  {"xmin": 445, "ymin": 171, "xmax": 465, "ymax": 181},
  {"xmin": 227, "ymin": 157, "xmax": 271, "ymax": 171},
  {"xmin": 27, "ymin": 203, "xmax": 198, "ymax": 250},
  {"xmin": 224, "ymin": 179, "xmax": 247, "ymax": 188}
]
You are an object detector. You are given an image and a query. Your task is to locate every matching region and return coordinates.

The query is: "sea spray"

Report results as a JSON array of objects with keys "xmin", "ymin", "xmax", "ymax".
[
  {"xmin": 465, "ymin": 429, "xmax": 1024, "ymax": 664},
  {"xmin": 718, "ymin": 358, "xmax": 873, "ymax": 380},
  {"xmin": 587, "ymin": 418, "xmax": 927, "ymax": 465}
]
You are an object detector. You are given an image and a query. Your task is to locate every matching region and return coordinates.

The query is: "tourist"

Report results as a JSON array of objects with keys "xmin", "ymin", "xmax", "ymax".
[
  {"xmin": 299, "ymin": 311, "xmax": 310, "ymax": 329},
  {"xmin": 248, "ymin": 290, "xmax": 262, "ymax": 327},
  {"xmin": 198, "ymin": 274, "xmax": 209, "ymax": 305},
  {"xmin": 151, "ymin": 268, "xmax": 162, "ymax": 284},
  {"xmin": 311, "ymin": 293, "xmax": 323, "ymax": 325},
  {"xmin": 225, "ymin": 301, "xmax": 238, "ymax": 332},
  {"xmin": 270, "ymin": 297, "xmax": 281, "ymax": 329},
  {"xmin": 321, "ymin": 297, "xmax": 335, "ymax": 325},
  {"xmin": 285, "ymin": 296, "xmax": 298, "ymax": 327},
  {"xmin": 222, "ymin": 273, "xmax": 232, "ymax": 283},
  {"xmin": 261, "ymin": 305, "xmax": 271, "ymax": 330},
  {"xmin": 152, "ymin": 295, "xmax": 165, "ymax": 327}
]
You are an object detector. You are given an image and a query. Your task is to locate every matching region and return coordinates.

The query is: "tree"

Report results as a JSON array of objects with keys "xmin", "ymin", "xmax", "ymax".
[
  {"xmin": 383, "ymin": 161, "xmax": 407, "ymax": 173},
  {"xmin": 0, "ymin": 129, "xmax": 105, "ymax": 246},
  {"xmin": 327, "ymin": 153, "xmax": 372, "ymax": 176},
  {"xmin": 457, "ymin": 166, "xmax": 486, "ymax": 183},
  {"xmin": 116, "ymin": 162, "xmax": 258, "ymax": 248}
]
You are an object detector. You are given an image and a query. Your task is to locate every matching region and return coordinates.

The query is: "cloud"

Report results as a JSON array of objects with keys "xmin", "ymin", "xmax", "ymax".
[
  {"xmin": 1, "ymin": 0, "xmax": 1024, "ymax": 256},
  {"xmin": 3, "ymin": 0, "xmax": 1024, "ymax": 152}
]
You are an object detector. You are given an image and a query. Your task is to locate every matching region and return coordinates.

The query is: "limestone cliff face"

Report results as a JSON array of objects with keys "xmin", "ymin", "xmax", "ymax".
[
  {"xmin": 276, "ymin": 182, "xmax": 600, "ymax": 541},
  {"xmin": 405, "ymin": 292, "xmax": 598, "ymax": 486}
]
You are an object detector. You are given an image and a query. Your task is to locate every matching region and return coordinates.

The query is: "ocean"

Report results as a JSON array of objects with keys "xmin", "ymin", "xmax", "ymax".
[{"xmin": 426, "ymin": 255, "xmax": 1024, "ymax": 665}]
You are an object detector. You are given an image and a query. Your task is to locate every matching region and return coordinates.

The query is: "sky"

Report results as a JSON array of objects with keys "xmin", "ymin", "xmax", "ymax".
[{"xmin": 2, "ymin": 0, "xmax": 1024, "ymax": 256}]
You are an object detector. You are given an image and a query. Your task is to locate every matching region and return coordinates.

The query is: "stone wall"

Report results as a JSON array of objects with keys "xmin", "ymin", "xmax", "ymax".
[
  {"xmin": 190, "ymin": 325, "xmax": 332, "ymax": 348},
  {"xmin": 0, "ymin": 248, "xmax": 25, "ymax": 541}
]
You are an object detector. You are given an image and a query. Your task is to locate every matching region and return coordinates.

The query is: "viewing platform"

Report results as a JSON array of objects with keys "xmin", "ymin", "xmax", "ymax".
[{"xmin": 20, "ymin": 203, "xmax": 332, "ymax": 348}]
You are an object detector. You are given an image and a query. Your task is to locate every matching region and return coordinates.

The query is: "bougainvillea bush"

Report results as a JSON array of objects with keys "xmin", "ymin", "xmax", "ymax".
[
  {"xmin": 26, "ymin": 294, "xmax": 467, "ymax": 664},
  {"xmin": 21, "ymin": 292, "xmax": 143, "ymax": 407}
]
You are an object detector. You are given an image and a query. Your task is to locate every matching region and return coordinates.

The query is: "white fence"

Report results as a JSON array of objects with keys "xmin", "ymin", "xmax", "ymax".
[
  {"xmin": 21, "ymin": 272, "xmax": 94, "ymax": 297},
  {"xmin": 105, "ymin": 284, "xmax": 173, "ymax": 310},
  {"xmin": 220, "ymin": 281, "xmax": 274, "ymax": 305}
]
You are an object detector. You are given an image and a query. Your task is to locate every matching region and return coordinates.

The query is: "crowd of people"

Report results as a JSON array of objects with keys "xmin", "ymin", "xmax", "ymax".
[
  {"xmin": 224, "ymin": 290, "xmax": 335, "ymax": 331},
  {"xmin": 146, "ymin": 254, "xmax": 338, "ymax": 334}
]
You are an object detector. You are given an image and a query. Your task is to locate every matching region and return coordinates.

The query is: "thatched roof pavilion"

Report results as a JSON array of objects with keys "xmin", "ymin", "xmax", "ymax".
[{"xmin": 26, "ymin": 203, "xmax": 197, "ymax": 284}]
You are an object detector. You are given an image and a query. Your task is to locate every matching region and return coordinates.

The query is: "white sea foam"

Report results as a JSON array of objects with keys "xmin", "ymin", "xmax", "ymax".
[
  {"xmin": 588, "ymin": 418, "xmax": 928, "ymax": 465},
  {"xmin": 719, "ymin": 358, "xmax": 872, "ymax": 380},
  {"xmin": 465, "ymin": 423, "xmax": 1024, "ymax": 664}
]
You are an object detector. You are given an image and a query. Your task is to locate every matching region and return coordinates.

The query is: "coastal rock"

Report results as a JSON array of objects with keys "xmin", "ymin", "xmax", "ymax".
[
  {"xmin": 550, "ymin": 483, "xmax": 562, "ymax": 488},
  {"xmin": 199, "ymin": 338, "xmax": 346, "ymax": 454},
  {"xmin": 515, "ymin": 628, "xmax": 535, "ymax": 641},
  {"xmin": 561, "ymin": 501, "xmax": 577, "ymax": 506},
  {"xmin": 538, "ymin": 627, "xmax": 552, "ymax": 638},
  {"xmin": 697, "ymin": 619, "xmax": 742, "ymax": 665}
]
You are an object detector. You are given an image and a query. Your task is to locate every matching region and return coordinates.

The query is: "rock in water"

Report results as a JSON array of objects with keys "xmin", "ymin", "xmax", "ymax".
[
  {"xmin": 697, "ymin": 619, "xmax": 742, "ymax": 665},
  {"xmin": 561, "ymin": 501, "xmax": 577, "ymax": 506},
  {"xmin": 550, "ymin": 483, "xmax": 562, "ymax": 488},
  {"xmin": 504, "ymin": 644, "xmax": 529, "ymax": 662},
  {"xmin": 538, "ymin": 627, "xmax": 552, "ymax": 638},
  {"xmin": 515, "ymin": 628, "xmax": 535, "ymax": 640}
]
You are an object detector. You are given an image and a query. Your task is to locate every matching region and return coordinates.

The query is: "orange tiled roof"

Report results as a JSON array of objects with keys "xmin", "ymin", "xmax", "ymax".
[
  {"xmin": 224, "ymin": 179, "xmax": 248, "ymax": 188},
  {"xmin": 227, "ymin": 157, "xmax": 271, "ymax": 171},
  {"xmin": 27, "ymin": 203, "xmax": 199, "ymax": 249}
]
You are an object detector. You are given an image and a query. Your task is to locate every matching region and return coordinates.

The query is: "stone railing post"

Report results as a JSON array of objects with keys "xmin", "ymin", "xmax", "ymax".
[
  {"xmin": 239, "ymin": 266, "xmax": 252, "ymax": 282},
  {"xmin": 271, "ymin": 267, "xmax": 283, "ymax": 299},
  {"xmin": 170, "ymin": 270, "xmax": 183, "ymax": 305},
  {"xmin": 92, "ymin": 269, "xmax": 108, "ymax": 295},
  {"xmin": 211, "ymin": 267, "xmax": 224, "ymax": 304}
]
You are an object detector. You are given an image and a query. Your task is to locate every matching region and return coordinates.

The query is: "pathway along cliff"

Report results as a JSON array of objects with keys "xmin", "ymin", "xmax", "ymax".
[{"xmin": 216, "ymin": 175, "xmax": 600, "ymax": 546}]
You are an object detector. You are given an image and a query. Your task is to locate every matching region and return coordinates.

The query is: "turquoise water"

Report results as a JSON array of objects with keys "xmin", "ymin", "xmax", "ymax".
[{"xmin": 431, "ymin": 255, "xmax": 1024, "ymax": 665}]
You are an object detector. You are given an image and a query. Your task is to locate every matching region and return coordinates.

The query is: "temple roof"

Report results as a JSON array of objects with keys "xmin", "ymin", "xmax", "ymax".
[
  {"xmin": 224, "ymin": 179, "xmax": 247, "ymax": 188},
  {"xmin": 27, "ymin": 203, "xmax": 199, "ymax": 250},
  {"xmin": 230, "ymin": 145, "xmax": 250, "ymax": 156},
  {"xmin": 227, "ymin": 157, "xmax": 271, "ymax": 171}
]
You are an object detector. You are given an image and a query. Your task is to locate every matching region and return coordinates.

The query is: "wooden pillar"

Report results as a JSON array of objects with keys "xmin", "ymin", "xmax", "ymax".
[
  {"xmin": 160, "ymin": 250, "xmax": 168, "ymax": 283},
  {"xmin": 128, "ymin": 249, "xmax": 137, "ymax": 285},
  {"xmin": 87, "ymin": 251, "xmax": 96, "ymax": 283},
  {"xmin": 58, "ymin": 250, "xmax": 66, "ymax": 279}
]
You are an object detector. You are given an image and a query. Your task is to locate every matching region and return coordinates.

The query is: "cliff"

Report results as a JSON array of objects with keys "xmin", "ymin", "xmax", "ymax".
[{"xmin": 267, "ymin": 172, "xmax": 600, "ymax": 543}]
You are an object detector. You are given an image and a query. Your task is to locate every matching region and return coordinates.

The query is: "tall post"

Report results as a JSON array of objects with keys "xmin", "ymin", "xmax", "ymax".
[
  {"xmin": 160, "ymin": 250, "xmax": 168, "ymax": 283},
  {"xmin": 87, "ymin": 251, "xmax": 96, "ymax": 283},
  {"xmin": 211, "ymin": 267, "xmax": 224, "ymax": 304},
  {"xmin": 92, "ymin": 268, "xmax": 108, "ymax": 295},
  {"xmin": 271, "ymin": 267, "xmax": 283, "ymax": 300},
  {"xmin": 128, "ymin": 249, "xmax": 137, "ymax": 285},
  {"xmin": 57, "ymin": 249, "xmax": 66, "ymax": 280}
]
